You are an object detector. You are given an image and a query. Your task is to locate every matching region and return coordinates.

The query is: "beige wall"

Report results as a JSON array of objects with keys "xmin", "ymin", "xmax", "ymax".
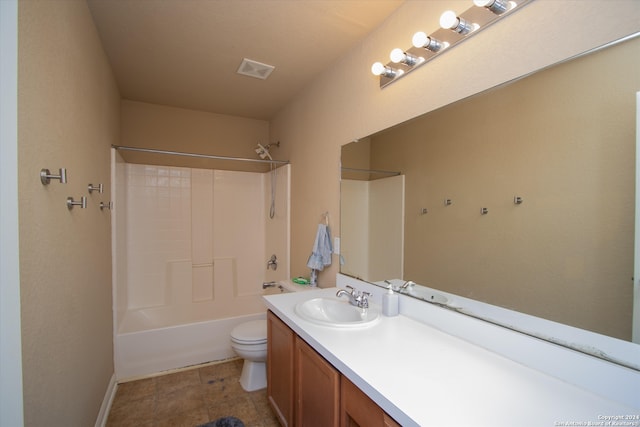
[
  {"xmin": 271, "ymin": 1, "xmax": 640, "ymax": 287},
  {"xmin": 341, "ymin": 136, "xmax": 371, "ymax": 180},
  {"xmin": 120, "ymin": 100, "xmax": 270, "ymax": 172},
  {"xmin": 18, "ymin": 1, "xmax": 120, "ymax": 425}
]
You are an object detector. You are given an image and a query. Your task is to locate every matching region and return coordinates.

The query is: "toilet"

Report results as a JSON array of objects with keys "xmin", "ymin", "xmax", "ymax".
[{"xmin": 230, "ymin": 319, "xmax": 268, "ymax": 391}]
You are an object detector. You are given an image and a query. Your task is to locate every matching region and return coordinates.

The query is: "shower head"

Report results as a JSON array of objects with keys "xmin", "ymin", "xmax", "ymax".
[
  {"xmin": 255, "ymin": 143, "xmax": 272, "ymax": 160},
  {"xmin": 255, "ymin": 141, "xmax": 280, "ymax": 161}
]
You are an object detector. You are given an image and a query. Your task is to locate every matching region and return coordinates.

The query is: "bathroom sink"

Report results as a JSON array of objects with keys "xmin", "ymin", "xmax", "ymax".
[{"xmin": 294, "ymin": 298, "xmax": 380, "ymax": 328}]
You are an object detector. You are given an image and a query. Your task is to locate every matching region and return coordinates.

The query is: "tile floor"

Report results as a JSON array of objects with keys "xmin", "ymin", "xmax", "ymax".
[{"xmin": 106, "ymin": 359, "xmax": 281, "ymax": 427}]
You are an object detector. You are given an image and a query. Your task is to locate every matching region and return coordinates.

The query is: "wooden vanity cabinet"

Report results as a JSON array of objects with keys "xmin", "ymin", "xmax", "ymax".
[
  {"xmin": 267, "ymin": 310, "xmax": 295, "ymax": 427},
  {"xmin": 267, "ymin": 310, "xmax": 399, "ymax": 427},
  {"xmin": 267, "ymin": 310, "xmax": 340, "ymax": 426},
  {"xmin": 340, "ymin": 376, "xmax": 401, "ymax": 427},
  {"xmin": 295, "ymin": 336, "xmax": 340, "ymax": 426}
]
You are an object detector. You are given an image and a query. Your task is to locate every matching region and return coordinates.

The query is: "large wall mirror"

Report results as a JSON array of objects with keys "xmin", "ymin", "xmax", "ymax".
[{"xmin": 341, "ymin": 34, "xmax": 640, "ymax": 363}]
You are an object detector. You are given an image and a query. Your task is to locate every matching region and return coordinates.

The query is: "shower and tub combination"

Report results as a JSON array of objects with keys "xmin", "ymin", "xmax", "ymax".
[{"xmin": 111, "ymin": 144, "xmax": 291, "ymax": 380}]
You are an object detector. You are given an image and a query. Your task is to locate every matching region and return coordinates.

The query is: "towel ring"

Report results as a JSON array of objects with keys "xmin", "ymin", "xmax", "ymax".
[{"xmin": 321, "ymin": 211, "xmax": 330, "ymax": 226}]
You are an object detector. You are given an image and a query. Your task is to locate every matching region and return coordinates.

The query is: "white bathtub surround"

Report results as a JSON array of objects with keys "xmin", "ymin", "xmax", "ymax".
[
  {"xmin": 264, "ymin": 284, "xmax": 639, "ymax": 426},
  {"xmin": 112, "ymin": 161, "xmax": 290, "ymax": 380},
  {"xmin": 123, "ymin": 165, "xmax": 269, "ymax": 309}
]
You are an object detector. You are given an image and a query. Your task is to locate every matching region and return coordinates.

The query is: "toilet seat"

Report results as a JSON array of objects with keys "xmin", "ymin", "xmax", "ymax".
[{"xmin": 231, "ymin": 320, "xmax": 267, "ymax": 345}]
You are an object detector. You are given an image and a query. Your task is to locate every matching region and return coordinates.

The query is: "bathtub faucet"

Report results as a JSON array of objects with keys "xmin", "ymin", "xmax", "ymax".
[
  {"xmin": 262, "ymin": 281, "xmax": 277, "ymax": 289},
  {"xmin": 266, "ymin": 254, "xmax": 278, "ymax": 271}
]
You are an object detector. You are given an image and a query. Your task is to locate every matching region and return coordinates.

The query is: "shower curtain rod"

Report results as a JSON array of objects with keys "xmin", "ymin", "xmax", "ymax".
[
  {"xmin": 341, "ymin": 167, "xmax": 401, "ymax": 176},
  {"xmin": 112, "ymin": 145, "xmax": 289, "ymax": 165}
]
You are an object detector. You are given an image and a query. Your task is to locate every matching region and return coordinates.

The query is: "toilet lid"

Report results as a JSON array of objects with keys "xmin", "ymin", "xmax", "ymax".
[{"xmin": 231, "ymin": 319, "xmax": 267, "ymax": 344}]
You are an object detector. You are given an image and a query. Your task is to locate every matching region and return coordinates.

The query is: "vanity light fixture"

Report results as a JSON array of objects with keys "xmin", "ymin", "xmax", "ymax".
[
  {"xmin": 439, "ymin": 10, "xmax": 478, "ymax": 35},
  {"xmin": 371, "ymin": 62, "xmax": 401, "ymax": 78},
  {"xmin": 473, "ymin": 0, "xmax": 512, "ymax": 15},
  {"xmin": 389, "ymin": 48, "xmax": 420, "ymax": 66},
  {"xmin": 412, "ymin": 32, "xmax": 447, "ymax": 53},
  {"xmin": 371, "ymin": 0, "xmax": 532, "ymax": 88}
]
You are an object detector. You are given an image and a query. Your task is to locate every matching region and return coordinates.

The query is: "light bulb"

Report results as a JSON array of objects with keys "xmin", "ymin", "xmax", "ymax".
[
  {"xmin": 439, "ymin": 10, "xmax": 458, "ymax": 29},
  {"xmin": 371, "ymin": 62, "xmax": 400, "ymax": 79},
  {"xmin": 412, "ymin": 32, "xmax": 445, "ymax": 53},
  {"xmin": 440, "ymin": 10, "xmax": 476, "ymax": 34},
  {"xmin": 371, "ymin": 62, "xmax": 386, "ymax": 76},
  {"xmin": 474, "ymin": 0, "xmax": 509, "ymax": 14},
  {"xmin": 412, "ymin": 32, "xmax": 428, "ymax": 48},
  {"xmin": 390, "ymin": 48, "xmax": 419, "ymax": 66},
  {"xmin": 390, "ymin": 48, "xmax": 405, "ymax": 63}
]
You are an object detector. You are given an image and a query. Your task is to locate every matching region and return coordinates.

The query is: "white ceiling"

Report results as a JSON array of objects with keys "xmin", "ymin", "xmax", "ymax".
[{"xmin": 87, "ymin": 0, "xmax": 404, "ymax": 120}]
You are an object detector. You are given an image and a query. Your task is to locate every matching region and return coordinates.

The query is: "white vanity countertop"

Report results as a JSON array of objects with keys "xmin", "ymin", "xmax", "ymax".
[{"xmin": 264, "ymin": 287, "xmax": 638, "ymax": 427}]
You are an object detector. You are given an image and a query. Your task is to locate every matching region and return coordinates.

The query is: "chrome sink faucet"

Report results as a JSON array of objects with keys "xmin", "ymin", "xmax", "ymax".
[
  {"xmin": 336, "ymin": 285, "xmax": 370, "ymax": 309},
  {"xmin": 400, "ymin": 280, "xmax": 415, "ymax": 290},
  {"xmin": 384, "ymin": 279, "xmax": 415, "ymax": 292}
]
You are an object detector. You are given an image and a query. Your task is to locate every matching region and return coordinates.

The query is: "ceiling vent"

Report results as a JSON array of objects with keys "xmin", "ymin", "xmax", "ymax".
[{"xmin": 237, "ymin": 58, "xmax": 275, "ymax": 80}]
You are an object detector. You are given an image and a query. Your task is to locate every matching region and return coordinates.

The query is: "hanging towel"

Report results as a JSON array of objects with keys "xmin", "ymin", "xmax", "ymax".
[{"xmin": 306, "ymin": 224, "xmax": 333, "ymax": 271}]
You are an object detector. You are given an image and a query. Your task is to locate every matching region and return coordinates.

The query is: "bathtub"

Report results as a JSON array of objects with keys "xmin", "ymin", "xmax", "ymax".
[
  {"xmin": 114, "ymin": 281, "xmax": 310, "ymax": 380},
  {"xmin": 115, "ymin": 312, "xmax": 262, "ymax": 380}
]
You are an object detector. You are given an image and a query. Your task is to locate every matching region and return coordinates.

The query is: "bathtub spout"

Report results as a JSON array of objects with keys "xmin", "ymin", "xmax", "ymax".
[{"xmin": 262, "ymin": 281, "xmax": 277, "ymax": 289}]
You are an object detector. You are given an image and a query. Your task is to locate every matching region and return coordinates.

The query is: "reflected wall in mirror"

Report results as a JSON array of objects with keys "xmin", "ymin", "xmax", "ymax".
[
  {"xmin": 341, "ymin": 35, "xmax": 640, "ymax": 343},
  {"xmin": 341, "ymin": 173, "xmax": 405, "ymax": 281}
]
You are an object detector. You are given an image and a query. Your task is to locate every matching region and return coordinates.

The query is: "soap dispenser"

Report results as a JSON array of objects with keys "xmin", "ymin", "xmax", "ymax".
[{"xmin": 382, "ymin": 284, "xmax": 399, "ymax": 317}]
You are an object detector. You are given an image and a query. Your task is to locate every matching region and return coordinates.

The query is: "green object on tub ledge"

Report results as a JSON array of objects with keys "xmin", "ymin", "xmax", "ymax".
[{"xmin": 292, "ymin": 277, "xmax": 310, "ymax": 285}]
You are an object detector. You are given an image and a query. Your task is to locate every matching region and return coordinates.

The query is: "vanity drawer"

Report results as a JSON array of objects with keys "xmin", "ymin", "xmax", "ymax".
[{"xmin": 341, "ymin": 375, "xmax": 400, "ymax": 427}]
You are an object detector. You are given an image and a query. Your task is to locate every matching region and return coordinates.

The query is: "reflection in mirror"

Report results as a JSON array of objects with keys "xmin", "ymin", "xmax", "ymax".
[
  {"xmin": 341, "ymin": 34, "xmax": 640, "ymax": 352},
  {"xmin": 340, "ymin": 164, "xmax": 405, "ymax": 281}
]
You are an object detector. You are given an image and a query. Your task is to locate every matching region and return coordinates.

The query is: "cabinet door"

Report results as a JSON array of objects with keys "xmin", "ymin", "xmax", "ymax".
[
  {"xmin": 267, "ymin": 310, "xmax": 295, "ymax": 427},
  {"xmin": 296, "ymin": 336, "xmax": 340, "ymax": 427},
  {"xmin": 340, "ymin": 376, "xmax": 400, "ymax": 427}
]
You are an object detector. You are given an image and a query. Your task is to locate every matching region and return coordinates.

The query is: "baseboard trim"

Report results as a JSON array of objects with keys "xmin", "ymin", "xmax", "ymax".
[{"xmin": 95, "ymin": 374, "xmax": 117, "ymax": 427}]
